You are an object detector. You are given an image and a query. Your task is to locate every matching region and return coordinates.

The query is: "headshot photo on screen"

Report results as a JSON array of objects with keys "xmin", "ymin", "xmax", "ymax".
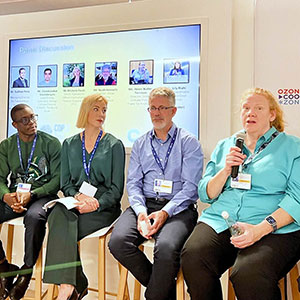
[
  {"xmin": 163, "ymin": 59, "xmax": 190, "ymax": 84},
  {"xmin": 63, "ymin": 63, "xmax": 85, "ymax": 87},
  {"xmin": 95, "ymin": 62, "xmax": 117, "ymax": 86},
  {"xmin": 11, "ymin": 66, "xmax": 30, "ymax": 88},
  {"xmin": 37, "ymin": 65, "xmax": 57, "ymax": 88},
  {"xmin": 129, "ymin": 60, "xmax": 153, "ymax": 85}
]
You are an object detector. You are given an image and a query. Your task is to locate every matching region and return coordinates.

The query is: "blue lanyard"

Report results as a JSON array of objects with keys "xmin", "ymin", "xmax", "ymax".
[
  {"xmin": 82, "ymin": 130, "xmax": 103, "ymax": 182},
  {"xmin": 150, "ymin": 127, "xmax": 177, "ymax": 176},
  {"xmin": 243, "ymin": 131, "xmax": 279, "ymax": 167},
  {"xmin": 17, "ymin": 133, "xmax": 37, "ymax": 178}
]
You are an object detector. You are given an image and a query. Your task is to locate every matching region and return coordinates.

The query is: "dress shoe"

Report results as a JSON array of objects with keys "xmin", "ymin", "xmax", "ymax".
[
  {"xmin": 0, "ymin": 261, "xmax": 19, "ymax": 300},
  {"xmin": 8, "ymin": 266, "xmax": 32, "ymax": 300}
]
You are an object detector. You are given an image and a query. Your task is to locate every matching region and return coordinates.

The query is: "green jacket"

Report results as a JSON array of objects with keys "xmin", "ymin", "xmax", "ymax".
[{"xmin": 0, "ymin": 130, "xmax": 61, "ymax": 200}]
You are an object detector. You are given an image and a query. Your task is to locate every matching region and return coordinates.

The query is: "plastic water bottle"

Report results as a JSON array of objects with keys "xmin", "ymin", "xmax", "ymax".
[{"xmin": 221, "ymin": 211, "xmax": 243, "ymax": 236}]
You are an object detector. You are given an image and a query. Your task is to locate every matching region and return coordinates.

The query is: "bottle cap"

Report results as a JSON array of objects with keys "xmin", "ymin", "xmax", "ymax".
[{"xmin": 221, "ymin": 211, "xmax": 229, "ymax": 219}]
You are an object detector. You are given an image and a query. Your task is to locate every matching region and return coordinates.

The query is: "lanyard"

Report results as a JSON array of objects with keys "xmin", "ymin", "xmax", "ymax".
[
  {"xmin": 82, "ymin": 130, "xmax": 103, "ymax": 182},
  {"xmin": 17, "ymin": 133, "xmax": 37, "ymax": 179},
  {"xmin": 150, "ymin": 127, "xmax": 177, "ymax": 176},
  {"xmin": 243, "ymin": 131, "xmax": 279, "ymax": 167}
]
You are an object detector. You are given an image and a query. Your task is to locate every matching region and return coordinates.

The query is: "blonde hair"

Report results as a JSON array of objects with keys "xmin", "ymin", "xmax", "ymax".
[
  {"xmin": 149, "ymin": 87, "xmax": 176, "ymax": 106},
  {"xmin": 241, "ymin": 88, "xmax": 285, "ymax": 132},
  {"xmin": 76, "ymin": 94, "xmax": 108, "ymax": 129}
]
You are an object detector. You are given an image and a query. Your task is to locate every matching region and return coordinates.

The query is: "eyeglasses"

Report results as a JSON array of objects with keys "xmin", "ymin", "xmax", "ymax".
[
  {"xmin": 147, "ymin": 106, "xmax": 174, "ymax": 113},
  {"xmin": 15, "ymin": 114, "xmax": 38, "ymax": 125}
]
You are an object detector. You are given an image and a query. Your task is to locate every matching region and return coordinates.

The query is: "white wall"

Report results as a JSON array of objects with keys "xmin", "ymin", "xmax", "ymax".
[
  {"xmin": 0, "ymin": 0, "xmax": 256, "ymax": 299},
  {"xmin": 255, "ymin": 0, "xmax": 300, "ymax": 137},
  {"xmin": 0, "ymin": 0, "xmax": 234, "ymax": 157}
]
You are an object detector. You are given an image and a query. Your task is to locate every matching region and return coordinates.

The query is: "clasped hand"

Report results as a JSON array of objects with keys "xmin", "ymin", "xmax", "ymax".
[
  {"xmin": 137, "ymin": 210, "xmax": 169, "ymax": 239},
  {"xmin": 74, "ymin": 193, "xmax": 99, "ymax": 214},
  {"xmin": 3, "ymin": 192, "xmax": 31, "ymax": 213}
]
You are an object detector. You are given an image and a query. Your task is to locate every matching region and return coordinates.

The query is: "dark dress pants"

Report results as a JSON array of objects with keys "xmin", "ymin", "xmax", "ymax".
[
  {"xmin": 0, "ymin": 197, "xmax": 51, "ymax": 267},
  {"xmin": 181, "ymin": 222, "xmax": 300, "ymax": 300},
  {"xmin": 108, "ymin": 201, "xmax": 198, "ymax": 300},
  {"xmin": 43, "ymin": 203, "xmax": 120, "ymax": 294}
]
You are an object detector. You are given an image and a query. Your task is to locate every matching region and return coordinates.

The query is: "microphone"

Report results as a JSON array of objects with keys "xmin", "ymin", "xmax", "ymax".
[{"xmin": 231, "ymin": 132, "xmax": 246, "ymax": 178}]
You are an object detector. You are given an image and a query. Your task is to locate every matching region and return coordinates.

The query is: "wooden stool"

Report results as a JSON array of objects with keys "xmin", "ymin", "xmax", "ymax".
[
  {"xmin": 0, "ymin": 217, "xmax": 45, "ymax": 300},
  {"xmin": 117, "ymin": 239, "xmax": 186, "ymax": 300},
  {"xmin": 228, "ymin": 264, "xmax": 300, "ymax": 300},
  {"xmin": 47, "ymin": 219, "xmax": 129, "ymax": 300}
]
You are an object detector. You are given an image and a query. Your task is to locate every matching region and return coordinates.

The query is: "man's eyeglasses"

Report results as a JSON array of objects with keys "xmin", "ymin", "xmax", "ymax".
[
  {"xmin": 15, "ymin": 114, "xmax": 38, "ymax": 125},
  {"xmin": 147, "ymin": 106, "xmax": 174, "ymax": 113}
]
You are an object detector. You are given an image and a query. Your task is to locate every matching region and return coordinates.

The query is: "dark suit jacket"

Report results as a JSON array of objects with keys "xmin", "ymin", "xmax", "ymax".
[{"xmin": 13, "ymin": 78, "xmax": 29, "ymax": 88}]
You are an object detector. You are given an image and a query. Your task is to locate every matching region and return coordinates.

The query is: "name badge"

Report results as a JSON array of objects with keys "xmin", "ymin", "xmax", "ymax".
[
  {"xmin": 230, "ymin": 173, "xmax": 251, "ymax": 190},
  {"xmin": 154, "ymin": 179, "xmax": 173, "ymax": 194},
  {"xmin": 16, "ymin": 183, "xmax": 31, "ymax": 193},
  {"xmin": 16, "ymin": 183, "xmax": 31, "ymax": 202},
  {"xmin": 79, "ymin": 181, "xmax": 97, "ymax": 197}
]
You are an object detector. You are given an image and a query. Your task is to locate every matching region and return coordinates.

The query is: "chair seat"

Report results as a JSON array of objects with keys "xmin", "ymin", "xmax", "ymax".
[
  {"xmin": 6, "ymin": 217, "xmax": 24, "ymax": 226},
  {"xmin": 84, "ymin": 219, "xmax": 119, "ymax": 239}
]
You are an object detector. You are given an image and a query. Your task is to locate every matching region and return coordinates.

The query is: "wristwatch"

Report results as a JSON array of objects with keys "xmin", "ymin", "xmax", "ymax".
[{"xmin": 265, "ymin": 215, "xmax": 277, "ymax": 232}]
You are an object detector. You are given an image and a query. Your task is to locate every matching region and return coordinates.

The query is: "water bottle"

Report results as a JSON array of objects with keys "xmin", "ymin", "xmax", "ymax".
[{"xmin": 221, "ymin": 211, "xmax": 243, "ymax": 236}]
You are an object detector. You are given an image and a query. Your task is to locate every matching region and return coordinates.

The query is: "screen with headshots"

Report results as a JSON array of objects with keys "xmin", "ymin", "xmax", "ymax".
[{"xmin": 7, "ymin": 24, "xmax": 201, "ymax": 147}]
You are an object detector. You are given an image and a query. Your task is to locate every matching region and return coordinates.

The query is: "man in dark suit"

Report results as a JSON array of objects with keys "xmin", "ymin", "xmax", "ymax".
[{"xmin": 12, "ymin": 68, "xmax": 29, "ymax": 88}]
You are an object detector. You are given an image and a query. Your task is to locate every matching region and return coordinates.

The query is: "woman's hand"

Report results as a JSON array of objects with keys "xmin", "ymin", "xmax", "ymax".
[
  {"xmin": 230, "ymin": 222, "xmax": 271, "ymax": 249},
  {"xmin": 206, "ymin": 147, "xmax": 247, "ymax": 199},
  {"xmin": 223, "ymin": 146, "xmax": 247, "ymax": 176},
  {"xmin": 74, "ymin": 193, "xmax": 99, "ymax": 214}
]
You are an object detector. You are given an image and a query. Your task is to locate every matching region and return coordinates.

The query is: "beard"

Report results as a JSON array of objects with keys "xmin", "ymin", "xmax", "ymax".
[{"xmin": 152, "ymin": 119, "xmax": 167, "ymax": 130}]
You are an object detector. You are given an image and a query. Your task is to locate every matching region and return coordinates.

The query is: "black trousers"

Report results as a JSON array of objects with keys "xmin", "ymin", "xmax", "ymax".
[
  {"xmin": 108, "ymin": 200, "xmax": 198, "ymax": 300},
  {"xmin": 0, "ymin": 196, "xmax": 52, "ymax": 267},
  {"xmin": 181, "ymin": 222, "xmax": 300, "ymax": 300},
  {"xmin": 43, "ymin": 203, "xmax": 120, "ymax": 294}
]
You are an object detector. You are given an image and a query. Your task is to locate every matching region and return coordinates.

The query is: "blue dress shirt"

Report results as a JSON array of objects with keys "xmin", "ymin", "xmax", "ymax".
[
  {"xmin": 198, "ymin": 127, "xmax": 300, "ymax": 234},
  {"xmin": 127, "ymin": 123, "xmax": 204, "ymax": 217}
]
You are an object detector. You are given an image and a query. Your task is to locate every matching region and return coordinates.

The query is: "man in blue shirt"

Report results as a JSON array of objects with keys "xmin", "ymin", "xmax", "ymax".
[{"xmin": 109, "ymin": 87, "xmax": 203, "ymax": 300}]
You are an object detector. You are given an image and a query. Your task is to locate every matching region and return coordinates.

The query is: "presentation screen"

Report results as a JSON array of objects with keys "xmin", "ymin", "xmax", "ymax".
[{"xmin": 7, "ymin": 24, "xmax": 201, "ymax": 147}]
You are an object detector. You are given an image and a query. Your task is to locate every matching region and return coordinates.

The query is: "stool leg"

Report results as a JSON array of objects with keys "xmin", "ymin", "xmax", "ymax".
[
  {"xmin": 133, "ymin": 279, "xmax": 141, "ymax": 300},
  {"xmin": 6, "ymin": 224, "xmax": 14, "ymax": 263},
  {"xmin": 176, "ymin": 268, "xmax": 185, "ymax": 300},
  {"xmin": 290, "ymin": 264, "xmax": 300, "ymax": 300},
  {"xmin": 117, "ymin": 263, "xmax": 129, "ymax": 300},
  {"xmin": 46, "ymin": 284, "xmax": 56, "ymax": 300},
  {"xmin": 34, "ymin": 249, "xmax": 43, "ymax": 300},
  {"xmin": 227, "ymin": 268, "xmax": 235, "ymax": 300},
  {"xmin": 98, "ymin": 235, "xmax": 106, "ymax": 300}
]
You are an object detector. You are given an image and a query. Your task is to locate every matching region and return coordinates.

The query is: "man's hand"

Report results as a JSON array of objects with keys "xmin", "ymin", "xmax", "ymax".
[
  {"xmin": 3, "ymin": 192, "xmax": 30, "ymax": 213},
  {"xmin": 147, "ymin": 210, "xmax": 169, "ymax": 237},
  {"xmin": 137, "ymin": 212, "xmax": 150, "ymax": 238},
  {"xmin": 3, "ymin": 193, "xmax": 18, "ymax": 208}
]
